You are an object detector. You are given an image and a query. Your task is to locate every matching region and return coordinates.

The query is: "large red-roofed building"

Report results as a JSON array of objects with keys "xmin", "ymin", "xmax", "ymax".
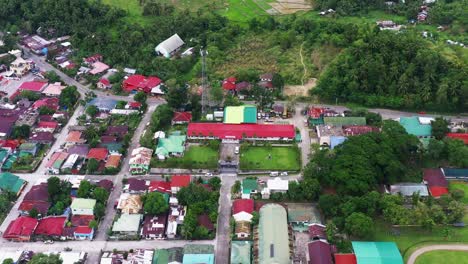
[
  {"xmin": 447, "ymin": 133, "xmax": 468, "ymax": 144},
  {"xmin": 122, "ymin": 74, "xmax": 162, "ymax": 93},
  {"xmin": 34, "ymin": 216, "xmax": 67, "ymax": 237},
  {"xmin": 19, "ymin": 81, "xmax": 48, "ymax": 92},
  {"xmin": 423, "ymin": 168, "xmax": 449, "ymax": 198},
  {"xmin": 187, "ymin": 123, "xmax": 295, "ymax": 141},
  {"xmin": 222, "ymin": 77, "xmax": 236, "ymax": 91},
  {"xmin": 232, "ymin": 199, "xmax": 254, "ymax": 222},
  {"xmin": 3, "ymin": 216, "xmax": 38, "ymax": 241}
]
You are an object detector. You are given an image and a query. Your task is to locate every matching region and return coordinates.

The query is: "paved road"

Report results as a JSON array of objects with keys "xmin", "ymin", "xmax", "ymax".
[
  {"xmin": 215, "ymin": 174, "xmax": 236, "ymax": 264},
  {"xmin": 406, "ymin": 244, "xmax": 468, "ymax": 264},
  {"xmin": 292, "ymin": 105, "xmax": 311, "ymax": 167}
]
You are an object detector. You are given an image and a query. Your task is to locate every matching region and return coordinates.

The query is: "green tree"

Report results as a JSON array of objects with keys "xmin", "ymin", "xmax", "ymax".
[
  {"xmin": 176, "ymin": 183, "xmax": 211, "ymax": 205},
  {"xmin": 2, "ymin": 259, "xmax": 14, "ymax": 264},
  {"xmin": 209, "ymin": 82, "xmax": 223, "ymax": 106},
  {"xmin": 89, "ymin": 220, "xmax": 98, "ymax": 229},
  {"xmin": 134, "ymin": 91, "xmax": 147, "ymax": 104},
  {"xmin": 251, "ymin": 211, "xmax": 259, "ymax": 225},
  {"xmin": 49, "ymin": 201, "xmax": 65, "ymax": 215},
  {"xmin": 431, "ymin": 117, "xmax": 450, "ymax": 140},
  {"xmin": 251, "ymin": 84, "xmax": 274, "ymax": 110},
  {"xmin": 59, "ymin": 86, "xmax": 79, "ymax": 109},
  {"xmin": 86, "ymin": 158, "xmax": 100, "ymax": 174},
  {"xmin": 11, "ymin": 125, "xmax": 30, "ymax": 139},
  {"xmin": 272, "ymin": 73, "xmax": 284, "ymax": 91},
  {"xmin": 344, "ymin": 212, "xmax": 373, "ymax": 238},
  {"xmin": 208, "ymin": 177, "xmax": 221, "ymax": 191},
  {"xmin": 77, "ymin": 180, "xmax": 93, "ymax": 198},
  {"xmin": 93, "ymin": 187, "xmax": 109, "ymax": 204},
  {"xmin": 47, "ymin": 177, "xmax": 61, "ymax": 201},
  {"xmin": 29, "ymin": 253, "xmax": 63, "ymax": 264},
  {"xmin": 29, "ymin": 208, "xmax": 39, "ymax": 218},
  {"xmin": 319, "ymin": 194, "xmax": 341, "ymax": 218},
  {"xmin": 44, "ymin": 71, "xmax": 61, "ymax": 83},
  {"xmin": 94, "ymin": 203, "xmax": 106, "ymax": 219},
  {"xmin": 166, "ymin": 86, "xmax": 188, "ymax": 109},
  {"xmin": 142, "ymin": 192, "xmax": 169, "ymax": 215},
  {"xmin": 224, "ymin": 94, "xmax": 242, "ymax": 107},
  {"xmin": 86, "ymin": 105, "xmax": 99, "ymax": 118}
]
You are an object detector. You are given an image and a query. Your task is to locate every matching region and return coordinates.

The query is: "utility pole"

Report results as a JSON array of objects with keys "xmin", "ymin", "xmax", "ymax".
[{"xmin": 200, "ymin": 48, "xmax": 209, "ymax": 114}]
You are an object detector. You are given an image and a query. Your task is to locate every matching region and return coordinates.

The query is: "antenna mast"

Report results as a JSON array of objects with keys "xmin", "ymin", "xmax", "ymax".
[{"xmin": 200, "ymin": 48, "xmax": 209, "ymax": 114}]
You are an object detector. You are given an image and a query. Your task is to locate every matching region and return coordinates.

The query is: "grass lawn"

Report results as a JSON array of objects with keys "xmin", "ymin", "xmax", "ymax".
[
  {"xmin": 151, "ymin": 146, "xmax": 219, "ymax": 169},
  {"xmin": 371, "ymin": 220, "xmax": 468, "ymax": 262},
  {"xmin": 449, "ymin": 182, "xmax": 468, "ymax": 204},
  {"xmin": 415, "ymin": 250, "xmax": 468, "ymax": 264},
  {"xmin": 240, "ymin": 146, "xmax": 301, "ymax": 171}
]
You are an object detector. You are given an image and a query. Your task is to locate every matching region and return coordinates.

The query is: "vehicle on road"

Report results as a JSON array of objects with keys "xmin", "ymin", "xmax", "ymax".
[
  {"xmin": 205, "ymin": 172, "xmax": 213, "ymax": 177},
  {"xmin": 270, "ymin": 171, "xmax": 279, "ymax": 177},
  {"xmin": 234, "ymin": 146, "xmax": 239, "ymax": 154},
  {"xmin": 44, "ymin": 240, "xmax": 54, "ymax": 244},
  {"xmin": 280, "ymin": 172, "xmax": 288, "ymax": 176}
]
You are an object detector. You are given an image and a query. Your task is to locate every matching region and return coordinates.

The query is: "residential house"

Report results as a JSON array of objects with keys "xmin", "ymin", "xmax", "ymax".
[
  {"xmin": 105, "ymin": 154, "xmax": 121, "ymax": 169},
  {"xmin": 45, "ymin": 151, "xmax": 69, "ymax": 174},
  {"xmin": 256, "ymin": 204, "xmax": 291, "ymax": 263},
  {"xmin": 155, "ymin": 33, "xmax": 185, "ymax": 58},
  {"xmin": 399, "ymin": 116, "xmax": 432, "ymax": 138},
  {"xmin": 112, "ymin": 214, "xmax": 143, "ymax": 236},
  {"xmin": 446, "ymin": 133, "xmax": 468, "ymax": 144},
  {"xmin": 83, "ymin": 54, "xmax": 103, "ymax": 65},
  {"xmin": 222, "ymin": 77, "xmax": 237, "ymax": 91},
  {"xmin": 73, "ymin": 226, "xmax": 94, "ymax": 240},
  {"xmin": 171, "ymin": 175, "xmax": 191, "ymax": 193},
  {"xmin": 18, "ymin": 183, "xmax": 50, "ymax": 216},
  {"xmin": 18, "ymin": 81, "xmax": 48, "ymax": 93},
  {"xmin": 125, "ymin": 178, "xmax": 149, "ymax": 194},
  {"xmin": 261, "ymin": 178, "xmax": 289, "ymax": 199},
  {"xmin": 235, "ymin": 221, "xmax": 251, "ymax": 239},
  {"xmin": 127, "ymin": 249, "xmax": 154, "ymax": 264},
  {"xmin": 42, "ymin": 82, "xmax": 66, "ymax": 97},
  {"xmin": 89, "ymin": 61, "xmax": 109, "ymax": 75},
  {"xmin": 125, "ymin": 101, "xmax": 142, "ymax": 110},
  {"xmin": 123, "ymin": 74, "xmax": 162, "ymax": 94},
  {"xmin": 117, "ymin": 193, "xmax": 143, "ymax": 214},
  {"xmin": 306, "ymin": 240, "xmax": 333, "ymax": 264},
  {"xmin": 235, "ymin": 81, "xmax": 251, "ymax": 93},
  {"xmin": 423, "ymin": 168, "xmax": 449, "ymax": 198},
  {"xmin": 67, "ymin": 144, "xmax": 89, "ymax": 158},
  {"xmin": 166, "ymin": 205, "xmax": 187, "ymax": 239},
  {"xmin": 2, "ymin": 216, "xmax": 38, "ymax": 241},
  {"xmin": 65, "ymin": 131, "xmax": 86, "ymax": 146},
  {"xmin": 87, "ymin": 97, "xmax": 117, "ymax": 112},
  {"xmin": 70, "ymin": 198, "xmax": 96, "ymax": 216},
  {"xmin": 97, "ymin": 78, "xmax": 112, "ymax": 89},
  {"xmin": 104, "ymin": 125, "xmax": 128, "ymax": 138},
  {"xmin": 342, "ymin": 125, "xmax": 379, "ymax": 136},
  {"xmin": 231, "ymin": 241, "xmax": 252, "ymax": 264},
  {"xmin": 390, "ymin": 183, "xmax": 429, "ymax": 197},
  {"xmin": 258, "ymin": 73, "xmax": 273, "ymax": 89},
  {"xmin": 9, "ymin": 57, "xmax": 33, "ymax": 77},
  {"xmin": 18, "ymin": 142, "xmax": 38, "ymax": 156},
  {"xmin": 71, "ymin": 215, "xmax": 94, "ymax": 227},
  {"xmin": 129, "ymin": 147, "xmax": 153, "ymax": 174},
  {"xmin": 148, "ymin": 180, "xmax": 172, "ymax": 194},
  {"xmin": 98, "ymin": 179, "xmax": 114, "ymax": 192},
  {"xmin": 29, "ymin": 132, "xmax": 54, "ymax": 144},
  {"xmin": 241, "ymin": 178, "xmax": 258, "ymax": 199},
  {"xmin": 182, "ymin": 245, "xmax": 215, "ymax": 264},
  {"xmin": 34, "ymin": 216, "xmax": 67, "ymax": 238},
  {"xmin": 87, "ymin": 148, "xmax": 108, "ymax": 161},
  {"xmin": 0, "ymin": 172, "xmax": 27, "ymax": 196},
  {"xmin": 232, "ymin": 199, "xmax": 254, "ymax": 222},
  {"xmin": 172, "ymin": 112, "xmax": 192, "ymax": 125},
  {"xmin": 155, "ymin": 135, "xmax": 186, "ymax": 160},
  {"xmin": 141, "ymin": 214, "xmax": 167, "ymax": 240},
  {"xmin": 32, "ymin": 98, "xmax": 59, "ymax": 111}
]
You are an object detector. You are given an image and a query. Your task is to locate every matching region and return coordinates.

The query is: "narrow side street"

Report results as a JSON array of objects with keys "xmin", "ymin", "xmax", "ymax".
[{"xmin": 215, "ymin": 174, "xmax": 236, "ymax": 264}]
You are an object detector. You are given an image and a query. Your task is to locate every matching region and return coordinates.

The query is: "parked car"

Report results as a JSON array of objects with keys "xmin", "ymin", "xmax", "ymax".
[
  {"xmin": 234, "ymin": 146, "xmax": 239, "ymax": 154},
  {"xmin": 270, "ymin": 171, "xmax": 279, "ymax": 177},
  {"xmin": 280, "ymin": 172, "xmax": 288, "ymax": 176}
]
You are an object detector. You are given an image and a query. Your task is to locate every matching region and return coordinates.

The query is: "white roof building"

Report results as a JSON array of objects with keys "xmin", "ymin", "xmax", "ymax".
[{"xmin": 155, "ymin": 34, "xmax": 185, "ymax": 58}]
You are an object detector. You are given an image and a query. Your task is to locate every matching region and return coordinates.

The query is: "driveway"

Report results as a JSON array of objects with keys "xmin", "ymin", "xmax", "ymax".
[
  {"xmin": 406, "ymin": 244, "xmax": 468, "ymax": 264},
  {"xmin": 215, "ymin": 174, "xmax": 236, "ymax": 264}
]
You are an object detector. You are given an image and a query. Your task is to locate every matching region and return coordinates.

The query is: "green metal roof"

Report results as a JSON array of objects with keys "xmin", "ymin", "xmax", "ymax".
[
  {"xmin": 2, "ymin": 154, "xmax": 17, "ymax": 170},
  {"xmin": 443, "ymin": 168, "xmax": 468, "ymax": 177},
  {"xmin": 324, "ymin": 117, "xmax": 366, "ymax": 126},
  {"xmin": 231, "ymin": 241, "xmax": 252, "ymax": 264},
  {"xmin": 154, "ymin": 248, "xmax": 183, "ymax": 264},
  {"xmin": 0, "ymin": 172, "xmax": 25, "ymax": 194},
  {"xmin": 155, "ymin": 135, "xmax": 186, "ymax": 157},
  {"xmin": 70, "ymin": 198, "xmax": 96, "ymax": 210},
  {"xmin": 351, "ymin": 242, "xmax": 403, "ymax": 264},
  {"xmin": 242, "ymin": 179, "xmax": 258, "ymax": 194},
  {"xmin": 224, "ymin": 105, "xmax": 257, "ymax": 124},
  {"xmin": 399, "ymin": 117, "xmax": 432, "ymax": 137},
  {"xmin": 258, "ymin": 203, "xmax": 290, "ymax": 264},
  {"xmin": 19, "ymin": 143, "xmax": 37, "ymax": 151},
  {"xmin": 0, "ymin": 150, "xmax": 8, "ymax": 162}
]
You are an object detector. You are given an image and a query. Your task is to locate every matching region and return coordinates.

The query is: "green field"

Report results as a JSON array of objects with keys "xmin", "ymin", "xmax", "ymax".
[
  {"xmin": 151, "ymin": 146, "xmax": 219, "ymax": 169},
  {"xmin": 240, "ymin": 146, "xmax": 301, "ymax": 171},
  {"xmin": 415, "ymin": 250, "xmax": 468, "ymax": 264},
  {"xmin": 449, "ymin": 182, "xmax": 468, "ymax": 204}
]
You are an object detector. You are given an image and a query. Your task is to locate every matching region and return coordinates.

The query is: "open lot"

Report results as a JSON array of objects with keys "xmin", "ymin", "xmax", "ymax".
[
  {"xmin": 240, "ymin": 146, "xmax": 301, "ymax": 171},
  {"xmin": 415, "ymin": 250, "xmax": 468, "ymax": 264},
  {"xmin": 449, "ymin": 182, "xmax": 468, "ymax": 204},
  {"xmin": 151, "ymin": 145, "xmax": 219, "ymax": 169}
]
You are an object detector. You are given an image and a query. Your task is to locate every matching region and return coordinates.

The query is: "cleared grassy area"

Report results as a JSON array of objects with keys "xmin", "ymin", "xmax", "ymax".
[
  {"xmin": 415, "ymin": 250, "xmax": 468, "ymax": 264},
  {"xmin": 151, "ymin": 146, "xmax": 219, "ymax": 169},
  {"xmin": 449, "ymin": 182, "xmax": 468, "ymax": 204},
  {"xmin": 101, "ymin": 0, "xmax": 154, "ymax": 25},
  {"xmin": 240, "ymin": 146, "xmax": 301, "ymax": 171}
]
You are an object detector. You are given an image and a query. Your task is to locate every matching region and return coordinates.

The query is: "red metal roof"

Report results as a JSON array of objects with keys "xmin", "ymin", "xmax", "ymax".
[
  {"xmin": 187, "ymin": 123, "xmax": 295, "ymax": 140},
  {"xmin": 447, "ymin": 133, "xmax": 468, "ymax": 144},
  {"xmin": 423, "ymin": 168, "xmax": 448, "ymax": 187},
  {"xmin": 148, "ymin": 181, "xmax": 172, "ymax": 193},
  {"xmin": 87, "ymin": 148, "xmax": 108, "ymax": 161},
  {"xmin": 71, "ymin": 215, "xmax": 94, "ymax": 227},
  {"xmin": 3, "ymin": 216, "xmax": 38, "ymax": 239},
  {"xmin": 309, "ymin": 107, "xmax": 325, "ymax": 118},
  {"xmin": 309, "ymin": 223, "xmax": 326, "ymax": 239},
  {"xmin": 32, "ymin": 97, "xmax": 59, "ymax": 110},
  {"xmin": 0, "ymin": 139, "xmax": 20, "ymax": 150},
  {"xmin": 123, "ymin": 74, "xmax": 161, "ymax": 93},
  {"xmin": 308, "ymin": 240, "xmax": 333, "ymax": 264},
  {"xmin": 334, "ymin": 254, "xmax": 357, "ymax": 264},
  {"xmin": 429, "ymin": 186, "xmax": 449, "ymax": 198},
  {"xmin": 171, "ymin": 175, "xmax": 191, "ymax": 188},
  {"xmin": 172, "ymin": 112, "xmax": 192, "ymax": 123},
  {"xmin": 34, "ymin": 216, "xmax": 66, "ymax": 236},
  {"xmin": 38, "ymin": 121, "xmax": 58, "ymax": 130},
  {"xmin": 19, "ymin": 81, "xmax": 47, "ymax": 92},
  {"xmin": 127, "ymin": 102, "xmax": 142, "ymax": 109},
  {"xmin": 197, "ymin": 213, "xmax": 214, "ymax": 231},
  {"xmin": 222, "ymin": 77, "xmax": 236, "ymax": 90},
  {"xmin": 232, "ymin": 199, "xmax": 254, "ymax": 215},
  {"xmin": 99, "ymin": 78, "xmax": 110, "ymax": 86},
  {"xmin": 74, "ymin": 226, "xmax": 93, "ymax": 234}
]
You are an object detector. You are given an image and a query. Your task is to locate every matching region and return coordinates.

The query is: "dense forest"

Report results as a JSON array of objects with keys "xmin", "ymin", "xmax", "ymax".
[{"xmin": 314, "ymin": 30, "xmax": 468, "ymax": 111}]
